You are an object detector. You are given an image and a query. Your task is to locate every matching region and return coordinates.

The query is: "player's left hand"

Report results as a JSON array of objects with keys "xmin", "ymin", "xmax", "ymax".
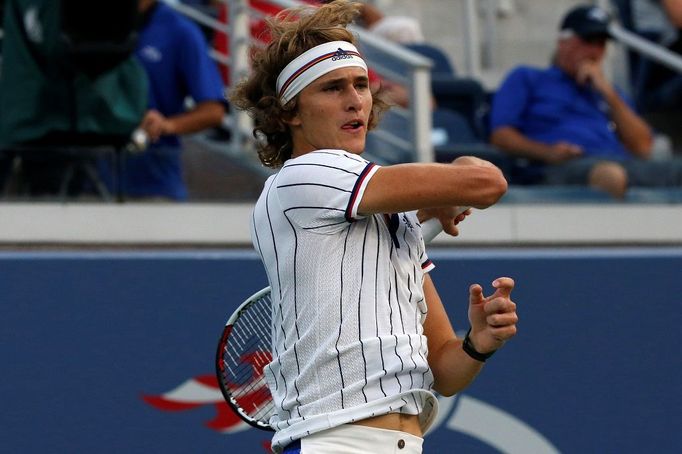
[{"xmin": 467, "ymin": 277, "xmax": 518, "ymax": 354}]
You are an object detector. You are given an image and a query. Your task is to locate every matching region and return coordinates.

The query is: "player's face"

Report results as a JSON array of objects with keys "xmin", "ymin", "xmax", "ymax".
[{"xmin": 288, "ymin": 67, "xmax": 372, "ymax": 157}]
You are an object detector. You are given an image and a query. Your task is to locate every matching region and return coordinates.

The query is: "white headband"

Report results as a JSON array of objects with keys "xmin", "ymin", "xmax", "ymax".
[{"xmin": 276, "ymin": 41, "xmax": 368, "ymax": 104}]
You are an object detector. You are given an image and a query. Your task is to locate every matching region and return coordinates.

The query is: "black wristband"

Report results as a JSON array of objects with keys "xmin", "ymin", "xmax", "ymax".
[{"xmin": 462, "ymin": 328, "xmax": 495, "ymax": 362}]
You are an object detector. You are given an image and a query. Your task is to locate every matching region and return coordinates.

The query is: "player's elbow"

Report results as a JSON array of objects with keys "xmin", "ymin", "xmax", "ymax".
[
  {"xmin": 451, "ymin": 158, "xmax": 508, "ymax": 208},
  {"xmin": 473, "ymin": 168, "xmax": 508, "ymax": 208},
  {"xmin": 490, "ymin": 170, "xmax": 508, "ymax": 202}
]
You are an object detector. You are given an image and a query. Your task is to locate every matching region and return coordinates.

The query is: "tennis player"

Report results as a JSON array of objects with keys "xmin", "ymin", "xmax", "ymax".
[{"xmin": 230, "ymin": 1, "xmax": 519, "ymax": 452}]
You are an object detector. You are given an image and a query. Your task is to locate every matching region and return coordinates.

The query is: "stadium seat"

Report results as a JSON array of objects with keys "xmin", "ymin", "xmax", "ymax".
[
  {"xmin": 403, "ymin": 43, "xmax": 490, "ymax": 141},
  {"xmin": 432, "ymin": 108, "xmax": 479, "ymax": 144},
  {"xmin": 430, "ymin": 108, "xmax": 514, "ymax": 176},
  {"xmin": 404, "ymin": 43, "xmax": 457, "ymax": 77},
  {"xmin": 431, "ymin": 78, "xmax": 489, "ymax": 140}
]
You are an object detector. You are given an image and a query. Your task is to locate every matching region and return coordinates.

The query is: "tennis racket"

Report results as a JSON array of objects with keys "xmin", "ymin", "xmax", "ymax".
[{"xmin": 215, "ymin": 210, "xmax": 468, "ymax": 430}]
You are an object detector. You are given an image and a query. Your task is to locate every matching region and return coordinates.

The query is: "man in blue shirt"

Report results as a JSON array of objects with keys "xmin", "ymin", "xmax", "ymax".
[
  {"xmin": 489, "ymin": 5, "xmax": 682, "ymax": 198},
  {"xmin": 103, "ymin": 0, "xmax": 226, "ymax": 200}
]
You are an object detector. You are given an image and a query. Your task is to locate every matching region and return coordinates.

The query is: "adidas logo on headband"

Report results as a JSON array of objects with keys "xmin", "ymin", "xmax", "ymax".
[{"xmin": 331, "ymin": 48, "xmax": 354, "ymax": 61}]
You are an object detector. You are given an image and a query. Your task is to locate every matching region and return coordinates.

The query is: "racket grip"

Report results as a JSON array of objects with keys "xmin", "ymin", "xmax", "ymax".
[{"xmin": 422, "ymin": 206, "xmax": 471, "ymax": 243}]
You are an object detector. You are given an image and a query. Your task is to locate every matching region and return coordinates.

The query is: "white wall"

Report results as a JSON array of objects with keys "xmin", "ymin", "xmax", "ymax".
[{"xmin": 1, "ymin": 203, "xmax": 680, "ymax": 247}]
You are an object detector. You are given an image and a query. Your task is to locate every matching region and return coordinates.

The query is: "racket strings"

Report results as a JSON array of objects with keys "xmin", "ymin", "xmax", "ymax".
[{"xmin": 219, "ymin": 294, "xmax": 275, "ymax": 424}]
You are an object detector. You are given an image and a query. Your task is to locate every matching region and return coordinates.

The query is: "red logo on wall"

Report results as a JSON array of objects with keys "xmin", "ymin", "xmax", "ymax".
[{"xmin": 142, "ymin": 374, "xmax": 249, "ymax": 433}]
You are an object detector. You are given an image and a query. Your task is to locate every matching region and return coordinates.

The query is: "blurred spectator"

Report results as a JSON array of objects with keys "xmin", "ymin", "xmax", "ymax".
[
  {"xmin": 369, "ymin": 15, "xmax": 425, "ymax": 45},
  {"xmin": 0, "ymin": 0, "xmax": 147, "ymax": 197},
  {"xmin": 213, "ymin": 0, "xmax": 385, "ymax": 86},
  {"xmin": 631, "ymin": 0, "xmax": 682, "ymax": 113},
  {"xmin": 98, "ymin": 0, "xmax": 226, "ymax": 201},
  {"xmin": 369, "ymin": 14, "xmax": 432, "ymax": 108},
  {"xmin": 490, "ymin": 4, "xmax": 682, "ymax": 198}
]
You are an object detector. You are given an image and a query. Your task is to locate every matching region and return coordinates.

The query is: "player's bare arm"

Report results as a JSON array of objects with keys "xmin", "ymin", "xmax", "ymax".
[
  {"xmin": 423, "ymin": 274, "xmax": 518, "ymax": 396},
  {"xmin": 358, "ymin": 161, "xmax": 507, "ymax": 216}
]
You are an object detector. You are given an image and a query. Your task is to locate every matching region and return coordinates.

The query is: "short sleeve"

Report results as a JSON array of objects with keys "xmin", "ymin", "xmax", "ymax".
[
  {"xmin": 275, "ymin": 150, "xmax": 381, "ymax": 233},
  {"xmin": 421, "ymin": 257, "xmax": 435, "ymax": 273},
  {"xmin": 417, "ymin": 215, "xmax": 435, "ymax": 273}
]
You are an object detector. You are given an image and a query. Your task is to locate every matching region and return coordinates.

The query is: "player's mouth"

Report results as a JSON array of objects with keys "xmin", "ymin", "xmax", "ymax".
[{"xmin": 341, "ymin": 119, "xmax": 365, "ymax": 132}]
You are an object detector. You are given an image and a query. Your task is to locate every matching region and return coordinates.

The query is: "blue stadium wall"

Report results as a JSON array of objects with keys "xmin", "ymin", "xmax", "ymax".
[{"xmin": 2, "ymin": 247, "xmax": 681, "ymax": 453}]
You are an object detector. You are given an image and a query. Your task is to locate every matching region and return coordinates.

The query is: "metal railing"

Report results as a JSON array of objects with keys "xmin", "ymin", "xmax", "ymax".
[
  {"xmin": 608, "ymin": 22, "xmax": 682, "ymax": 74},
  {"xmin": 165, "ymin": 0, "xmax": 435, "ymax": 167},
  {"xmin": 464, "ymin": 0, "xmax": 682, "ymax": 80},
  {"xmin": 163, "ymin": 1, "xmax": 231, "ymax": 67}
]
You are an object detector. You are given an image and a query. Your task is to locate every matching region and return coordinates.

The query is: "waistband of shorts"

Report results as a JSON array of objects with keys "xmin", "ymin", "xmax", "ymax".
[{"xmin": 281, "ymin": 424, "xmax": 423, "ymax": 453}]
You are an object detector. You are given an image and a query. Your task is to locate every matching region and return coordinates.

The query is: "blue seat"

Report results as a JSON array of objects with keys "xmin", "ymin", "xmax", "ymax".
[
  {"xmin": 431, "ymin": 78, "xmax": 488, "ymax": 140},
  {"xmin": 431, "ymin": 108, "xmax": 514, "ymax": 176},
  {"xmin": 432, "ymin": 108, "xmax": 478, "ymax": 144},
  {"xmin": 403, "ymin": 43, "xmax": 489, "ymax": 141},
  {"xmin": 404, "ymin": 43, "xmax": 456, "ymax": 77}
]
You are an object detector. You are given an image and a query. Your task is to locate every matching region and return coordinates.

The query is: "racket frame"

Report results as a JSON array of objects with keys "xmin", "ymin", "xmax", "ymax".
[{"xmin": 215, "ymin": 287, "xmax": 275, "ymax": 431}]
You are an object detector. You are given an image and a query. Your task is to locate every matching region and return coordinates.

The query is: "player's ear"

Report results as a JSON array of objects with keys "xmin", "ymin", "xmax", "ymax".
[
  {"xmin": 283, "ymin": 115, "xmax": 302, "ymax": 127},
  {"xmin": 282, "ymin": 109, "xmax": 301, "ymax": 127},
  {"xmin": 279, "ymin": 96, "xmax": 300, "ymax": 126}
]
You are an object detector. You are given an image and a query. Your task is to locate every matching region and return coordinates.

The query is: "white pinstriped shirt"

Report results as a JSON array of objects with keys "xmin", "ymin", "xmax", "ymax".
[{"xmin": 250, "ymin": 150, "xmax": 438, "ymax": 452}]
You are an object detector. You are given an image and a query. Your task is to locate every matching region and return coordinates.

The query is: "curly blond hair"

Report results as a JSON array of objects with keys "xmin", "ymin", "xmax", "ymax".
[{"xmin": 229, "ymin": 0, "xmax": 389, "ymax": 168}]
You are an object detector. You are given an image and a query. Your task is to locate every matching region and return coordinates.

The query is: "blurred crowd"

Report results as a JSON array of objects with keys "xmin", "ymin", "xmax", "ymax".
[{"xmin": 1, "ymin": 0, "xmax": 682, "ymax": 202}]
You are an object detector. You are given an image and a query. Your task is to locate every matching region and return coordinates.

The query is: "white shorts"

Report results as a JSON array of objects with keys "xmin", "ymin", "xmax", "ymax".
[{"xmin": 299, "ymin": 424, "xmax": 423, "ymax": 454}]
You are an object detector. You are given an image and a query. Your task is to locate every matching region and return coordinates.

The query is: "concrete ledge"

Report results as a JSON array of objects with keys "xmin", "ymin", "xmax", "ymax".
[
  {"xmin": 1, "ymin": 203, "xmax": 680, "ymax": 247},
  {"xmin": 430, "ymin": 204, "xmax": 682, "ymax": 245},
  {"xmin": 0, "ymin": 203, "xmax": 254, "ymax": 246}
]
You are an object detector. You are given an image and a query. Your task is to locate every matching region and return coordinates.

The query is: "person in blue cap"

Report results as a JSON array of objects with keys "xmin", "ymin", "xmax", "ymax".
[{"xmin": 490, "ymin": 4, "xmax": 682, "ymax": 198}]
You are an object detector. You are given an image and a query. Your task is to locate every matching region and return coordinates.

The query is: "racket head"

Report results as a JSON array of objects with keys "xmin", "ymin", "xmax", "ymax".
[{"xmin": 215, "ymin": 287, "xmax": 275, "ymax": 431}]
